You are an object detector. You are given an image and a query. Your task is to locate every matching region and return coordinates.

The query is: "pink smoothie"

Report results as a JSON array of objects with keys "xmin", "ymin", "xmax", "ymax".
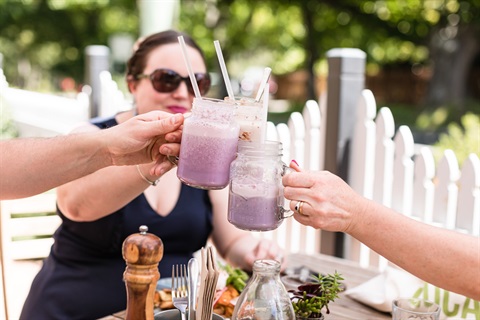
[
  {"xmin": 228, "ymin": 192, "xmax": 281, "ymax": 231},
  {"xmin": 177, "ymin": 132, "xmax": 239, "ymax": 189}
]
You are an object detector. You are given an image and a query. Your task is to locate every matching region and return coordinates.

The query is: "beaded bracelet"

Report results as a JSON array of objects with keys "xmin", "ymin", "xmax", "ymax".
[{"xmin": 136, "ymin": 165, "xmax": 160, "ymax": 186}]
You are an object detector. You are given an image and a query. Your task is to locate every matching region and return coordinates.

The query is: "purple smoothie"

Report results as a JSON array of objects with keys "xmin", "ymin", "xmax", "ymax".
[
  {"xmin": 228, "ymin": 192, "xmax": 281, "ymax": 231},
  {"xmin": 177, "ymin": 132, "xmax": 239, "ymax": 189}
]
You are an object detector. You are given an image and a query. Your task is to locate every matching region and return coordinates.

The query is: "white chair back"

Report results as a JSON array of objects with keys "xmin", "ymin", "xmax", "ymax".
[{"xmin": 0, "ymin": 192, "xmax": 60, "ymax": 320}]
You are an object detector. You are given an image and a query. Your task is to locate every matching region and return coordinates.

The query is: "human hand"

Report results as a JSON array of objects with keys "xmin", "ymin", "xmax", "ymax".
[
  {"xmin": 104, "ymin": 111, "xmax": 183, "ymax": 174},
  {"xmin": 282, "ymin": 169, "xmax": 368, "ymax": 234},
  {"xmin": 243, "ymin": 238, "xmax": 287, "ymax": 271}
]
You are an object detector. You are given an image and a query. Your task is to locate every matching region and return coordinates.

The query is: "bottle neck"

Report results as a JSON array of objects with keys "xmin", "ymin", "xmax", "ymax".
[{"xmin": 252, "ymin": 259, "xmax": 281, "ymax": 275}]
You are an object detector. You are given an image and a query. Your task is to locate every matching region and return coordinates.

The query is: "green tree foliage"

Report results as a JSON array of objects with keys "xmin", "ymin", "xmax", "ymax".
[
  {"xmin": 0, "ymin": 0, "xmax": 478, "ymax": 108},
  {"xmin": 433, "ymin": 113, "xmax": 480, "ymax": 166},
  {"xmin": 0, "ymin": 0, "xmax": 138, "ymax": 90},
  {"xmin": 175, "ymin": 0, "xmax": 479, "ymax": 106}
]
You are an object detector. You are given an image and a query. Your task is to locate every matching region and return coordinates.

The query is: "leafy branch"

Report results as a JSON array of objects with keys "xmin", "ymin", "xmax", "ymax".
[{"xmin": 290, "ymin": 271, "xmax": 344, "ymax": 318}]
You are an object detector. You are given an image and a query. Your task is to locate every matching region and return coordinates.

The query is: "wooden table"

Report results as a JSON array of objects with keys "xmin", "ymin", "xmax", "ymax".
[{"xmin": 101, "ymin": 253, "xmax": 390, "ymax": 320}]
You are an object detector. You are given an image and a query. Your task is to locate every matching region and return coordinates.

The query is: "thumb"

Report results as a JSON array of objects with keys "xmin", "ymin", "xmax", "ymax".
[{"xmin": 145, "ymin": 113, "xmax": 184, "ymax": 135}]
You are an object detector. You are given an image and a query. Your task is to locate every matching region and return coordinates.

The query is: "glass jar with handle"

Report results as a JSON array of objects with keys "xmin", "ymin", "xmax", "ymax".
[
  {"xmin": 177, "ymin": 97, "xmax": 239, "ymax": 190},
  {"xmin": 228, "ymin": 140, "xmax": 293, "ymax": 231}
]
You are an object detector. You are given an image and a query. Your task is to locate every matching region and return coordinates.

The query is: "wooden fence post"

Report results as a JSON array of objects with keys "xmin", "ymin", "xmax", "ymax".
[{"xmin": 322, "ymin": 48, "xmax": 366, "ymax": 256}]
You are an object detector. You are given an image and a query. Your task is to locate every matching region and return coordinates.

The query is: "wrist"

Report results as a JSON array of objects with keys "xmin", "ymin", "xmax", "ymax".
[
  {"xmin": 136, "ymin": 165, "xmax": 160, "ymax": 186},
  {"xmin": 347, "ymin": 196, "xmax": 375, "ymax": 237},
  {"xmin": 94, "ymin": 129, "xmax": 117, "ymax": 167},
  {"xmin": 82, "ymin": 131, "xmax": 113, "ymax": 169}
]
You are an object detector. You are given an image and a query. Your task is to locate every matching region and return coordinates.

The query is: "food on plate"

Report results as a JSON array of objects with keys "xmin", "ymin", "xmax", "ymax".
[
  {"xmin": 213, "ymin": 285, "xmax": 239, "ymax": 317},
  {"xmin": 154, "ymin": 288, "xmax": 174, "ymax": 310},
  {"xmin": 153, "ymin": 263, "xmax": 249, "ymax": 318},
  {"xmin": 212, "ymin": 264, "xmax": 250, "ymax": 318},
  {"xmin": 223, "ymin": 264, "xmax": 249, "ymax": 292}
]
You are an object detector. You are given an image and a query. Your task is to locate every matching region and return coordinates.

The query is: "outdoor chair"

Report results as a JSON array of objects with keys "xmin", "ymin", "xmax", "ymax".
[{"xmin": 0, "ymin": 192, "xmax": 60, "ymax": 320}]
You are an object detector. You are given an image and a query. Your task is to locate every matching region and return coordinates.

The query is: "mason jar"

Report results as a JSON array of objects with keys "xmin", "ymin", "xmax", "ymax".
[
  {"xmin": 177, "ymin": 97, "xmax": 240, "ymax": 190},
  {"xmin": 228, "ymin": 140, "xmax": 293, "ymax": 231}
]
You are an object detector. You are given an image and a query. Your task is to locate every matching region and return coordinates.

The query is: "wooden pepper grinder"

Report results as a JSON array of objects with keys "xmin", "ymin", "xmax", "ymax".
[{"xmin": 122, "ymin": 225, "xmax": 163, "ymax": 320}]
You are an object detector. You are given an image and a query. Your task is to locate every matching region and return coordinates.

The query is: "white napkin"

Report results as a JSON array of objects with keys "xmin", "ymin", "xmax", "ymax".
[{"xmin": 344, "ymin": 266, "xmax": 479, "ymax": 320}]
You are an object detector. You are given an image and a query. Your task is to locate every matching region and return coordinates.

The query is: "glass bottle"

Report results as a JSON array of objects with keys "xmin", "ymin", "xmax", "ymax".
[{"xmin": 232, "ymin": 259, "xmax": 295, "ymax": 320}]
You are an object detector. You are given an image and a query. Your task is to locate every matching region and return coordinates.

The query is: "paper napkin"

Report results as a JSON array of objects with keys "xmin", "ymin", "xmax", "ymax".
[{"xmin": 344, "ymin": 266, "xmax": 479, "ymax": 320}]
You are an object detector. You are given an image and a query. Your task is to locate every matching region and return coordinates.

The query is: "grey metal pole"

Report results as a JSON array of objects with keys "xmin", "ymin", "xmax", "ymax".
[
  {"xmin": 84, "ymin": 45, "xmax": 110, "ymax": 118},
  {"xmin": 324, "ymin": 48, "xmax": 366, "ymax": 179},
  {"xmin": 321, "ymin": 48, "xmax": 366, "ymax": 256}
]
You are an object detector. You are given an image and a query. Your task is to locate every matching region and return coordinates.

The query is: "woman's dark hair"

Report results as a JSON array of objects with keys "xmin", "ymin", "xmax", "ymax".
[{"xmin": 126, "ymin": 30, "xmax": 206, "ymax": 80}]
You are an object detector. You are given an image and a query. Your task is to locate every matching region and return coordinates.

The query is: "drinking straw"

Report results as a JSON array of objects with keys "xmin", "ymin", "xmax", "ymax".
[
  {"xmin": 213, "ymin": 40, "xmax": 235, "ymax": 100},
  {"xmin": 178, "ymin": 36, "xmax": 202, "ymax": 99},
  {"xmin": 260, "ymin": 82, "xmax": 270, "ymax": 142},
  {"xmin": 254, "ymin": 67, "xmax": 272, "ymax": 102}
]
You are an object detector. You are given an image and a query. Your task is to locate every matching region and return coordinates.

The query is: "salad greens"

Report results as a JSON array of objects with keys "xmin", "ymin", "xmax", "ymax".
[{"xmin": 223, "ymin": 264, "xmax": 249, "ymax": 292}]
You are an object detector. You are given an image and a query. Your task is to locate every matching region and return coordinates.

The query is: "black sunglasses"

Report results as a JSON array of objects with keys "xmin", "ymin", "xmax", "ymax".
[{"xmin": 136, "ymin": 68, "xmax": 211, "ymax": 96}]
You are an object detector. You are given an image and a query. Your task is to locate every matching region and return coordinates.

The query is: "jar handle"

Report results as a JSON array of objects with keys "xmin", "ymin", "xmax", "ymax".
[
  {"xmin": 281, "ymin": 163, "xmax": 295, "ymax": 176},
  {"xmin": 278, "ymin": 163, "xmax": 295, "ymax": 220}
]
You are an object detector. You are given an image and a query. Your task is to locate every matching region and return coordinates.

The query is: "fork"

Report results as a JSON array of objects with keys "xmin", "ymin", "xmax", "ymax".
[{"xmin": 172, "ymin": 264, "xmax": 189, "ymax": 320}]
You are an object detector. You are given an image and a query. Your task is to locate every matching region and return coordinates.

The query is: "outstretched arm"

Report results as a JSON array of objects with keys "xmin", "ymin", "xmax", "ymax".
[
  {"xmin": 283, "ymin": 170, "xmax": 480, "ymax": 300},
  {"xmin": 0, "ymin": 111, "xmax": 183, "ymax": 200}
]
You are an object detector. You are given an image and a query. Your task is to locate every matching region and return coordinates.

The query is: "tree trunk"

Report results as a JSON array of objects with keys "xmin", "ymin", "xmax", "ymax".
[
  {"xmin": 300, "ymin": 1, "xmax": 319, "ymax": 101},
  {"xmin": 426, "ymin": 24, "xmax": 479, "ymax": 112}
]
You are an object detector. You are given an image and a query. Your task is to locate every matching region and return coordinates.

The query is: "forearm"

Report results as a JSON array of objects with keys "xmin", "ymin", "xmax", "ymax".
[
  {"xmin": 0, "ymin": 135, "xmax": 111, "ymax": 200},
  {"xmin": 351, "ymin": 200, "xmax": 480, "ymax": 300},
  {"xmin": 57, "ymin": 164, "xmax": 153, "ymax": 221},
  {"xmin": 221, "ymin": 233, "xmax": 259, "ymax": 271}
]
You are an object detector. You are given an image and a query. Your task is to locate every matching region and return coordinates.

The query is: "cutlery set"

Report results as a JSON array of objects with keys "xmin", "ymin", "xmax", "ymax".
[
  {"xmin": 171, "ymin": 264, "xmax": 189, "ymax": 320},
  {"xmin": 171, "ymin": 246, "xmax": 220, "ymax": 320}
]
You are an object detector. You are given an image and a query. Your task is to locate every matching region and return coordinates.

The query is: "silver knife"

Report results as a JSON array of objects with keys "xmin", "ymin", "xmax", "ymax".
[{"xmin": 187, "ymin": 257, "xmax": 199, "ymax": 320}]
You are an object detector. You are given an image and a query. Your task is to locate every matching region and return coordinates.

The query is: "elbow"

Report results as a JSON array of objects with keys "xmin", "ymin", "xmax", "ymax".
[{"xmin": 56, "ymin": 189, "xmax": 90, "ymax": 221}]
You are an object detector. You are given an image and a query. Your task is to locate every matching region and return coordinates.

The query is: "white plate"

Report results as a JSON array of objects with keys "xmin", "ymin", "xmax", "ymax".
[{"xmin": 156, "ymin": 277, "xmax": 172, "ymax": 290}]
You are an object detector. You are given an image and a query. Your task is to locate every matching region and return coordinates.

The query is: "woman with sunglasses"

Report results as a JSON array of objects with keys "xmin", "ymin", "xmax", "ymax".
[{"xmin": 20, "ymin": 30, "xmax": 284, "ymax": 319}]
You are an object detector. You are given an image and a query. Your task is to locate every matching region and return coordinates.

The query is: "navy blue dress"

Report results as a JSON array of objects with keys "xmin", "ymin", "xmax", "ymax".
[{"xmin": 20, "ymin": 116, "xmax": 213, "ymax": 320}]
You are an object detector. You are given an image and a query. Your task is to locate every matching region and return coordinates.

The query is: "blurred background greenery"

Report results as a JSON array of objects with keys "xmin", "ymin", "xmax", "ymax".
[{"xmin": 0, "ymin": 0, "xmax": 479, "ymax": 163}]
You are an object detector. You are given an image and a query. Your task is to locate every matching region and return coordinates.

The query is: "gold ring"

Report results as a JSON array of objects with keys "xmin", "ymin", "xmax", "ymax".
[{"xmin": 295, "ymin": 201, "xmax": 305, "ymax": 215}]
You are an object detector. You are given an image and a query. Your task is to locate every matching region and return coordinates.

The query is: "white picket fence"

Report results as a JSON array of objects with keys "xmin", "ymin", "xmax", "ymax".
[
  {"xmin": 263, "ymin": 89, "xmax": 480, "ymax": 270},
  {"xmin": 345, "ymin": 89, "xmax": 480, "ymax": 269}
]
